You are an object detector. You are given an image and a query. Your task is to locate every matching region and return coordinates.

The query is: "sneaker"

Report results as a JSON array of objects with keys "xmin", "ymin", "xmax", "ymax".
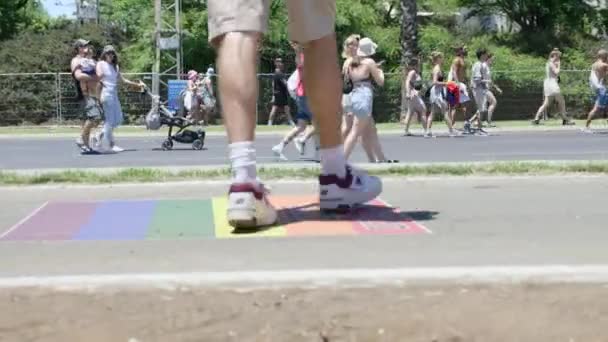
[
  {"xmin": 227, "ymin": 182, "xmax": 278, "ymax": 229},
  {"xmin": 294, "ymin": 137, "xmax": 305, "ymax": 155},
  {"xmin": 111, "ymin": 145, "xmax": 125, "ymax": 153},
  {"xmin": 75, "ymin": 139, "xmax": 87, "ymax": 152},
  {"xmin": 581, "ymin": 127, "xmax": 594, "ymax": 134},
  {"xmin": 531, "ymin": 119, "xmax": 540, "ymax": 125},
  {"xmin": 563, "ymin": 119, "xmax": 576, "ymax": 126},
  {"xmin": 319, "ymin": 166, "xmax": 382, "ymax": 211},
  {"xmin": 424, "ymin": 131, "xmax": 433, "ymax": 139},
  {"xmin": 272, "ymin": 144, "xmax": 288, "ymax": 161}
]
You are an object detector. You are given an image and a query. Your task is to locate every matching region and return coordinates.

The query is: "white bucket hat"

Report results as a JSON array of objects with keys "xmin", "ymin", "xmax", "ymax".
[{"xmin": 357, "ymin": 37, "xmax": 378, "ymax": 57}]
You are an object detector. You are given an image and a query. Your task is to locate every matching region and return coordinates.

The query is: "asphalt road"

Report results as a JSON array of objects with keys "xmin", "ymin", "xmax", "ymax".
[{"xmin": 1, "ymin": 130, "xmax": 608, "ymax": 170}]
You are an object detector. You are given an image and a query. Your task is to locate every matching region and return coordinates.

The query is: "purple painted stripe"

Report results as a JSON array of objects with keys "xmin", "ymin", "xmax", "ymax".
[
  {"xmin": 75, "ymin": 200, "xmax": 156, "ymax": 240},
  {"xmin": 1, "ymin": 202, "xmax": 97, "ymax": 241}
]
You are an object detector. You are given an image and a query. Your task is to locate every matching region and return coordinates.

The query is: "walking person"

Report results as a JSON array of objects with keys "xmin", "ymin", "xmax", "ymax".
[
  {"xmin": 402, "ymin": 58, "xmax": 428, "ymax": 137},
  {"xmin": 267, "ymin": 58, "xmax": 295, "ymax": 126},
  {"xmin": 582, "ymin": 49, "xmax": 608, "ymax": 133},
  {"xmin": 272, "ymin": 43, "xmax": 316, "ymax": 159},
  {"xmin": 426, "ymin": 51, "xmax": 454, "ymax": 137},
  {"xmin": 199, "ymin": 67, "xmax": 217, "ymax": 124},
  {"xmin": 341, "ymin": 34, "xmax": 377, "ymax": 162},
  {"xmin": 343, "ymin": 37, "xmax": 391, "ymax": 163},
  {"xmin": 95, "ymin": 45, "xmax": 144, "ymax": 152},
  {"xmin": 483, "ymin": 53, "xmax": 502, "ymax": 127},
  {"xmin": 532, "ymin": 48, "xmax": 575, "ymax": 126},
  {"xmin": 447, "ymin": 45, "xmax": 470, "ymax": 131},
  {"xmin": 71, "ymin": 39, "xmax": 102, "ymax": 154},
  {"xmin": 207, "ymin": 0, "xmax": 382, "ymax": 228},
  {"xmin": 468, "ymin": 48, "xmax": 491, "ymax": 134}
]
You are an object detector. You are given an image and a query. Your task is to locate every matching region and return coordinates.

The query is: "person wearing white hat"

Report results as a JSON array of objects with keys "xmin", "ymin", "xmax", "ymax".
[
  {"xmin": 206, "ymin": 0, "xmax": 382, "ymax": 229},
  {"xmin": 94, "ymin": 45, "xmax": 144, "ymax": 153},
  {"xmin": 343, "ymin": 37, "xmax": 394, "ymax": 163}
]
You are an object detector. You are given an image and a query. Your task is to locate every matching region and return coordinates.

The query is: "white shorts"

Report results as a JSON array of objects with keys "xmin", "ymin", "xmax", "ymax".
[{"xmin": 473, "ymin": 87, "xmax": 488, "ymax": 112}]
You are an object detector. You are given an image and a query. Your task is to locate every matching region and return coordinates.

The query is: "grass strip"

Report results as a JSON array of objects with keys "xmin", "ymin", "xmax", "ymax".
[{"xmin": 1, "ymin": 161, "xmax": 607, "ymax": 185}]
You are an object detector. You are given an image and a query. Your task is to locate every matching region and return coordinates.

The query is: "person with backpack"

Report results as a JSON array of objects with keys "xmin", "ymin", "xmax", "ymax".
[
  {"xmin": 267, "ymin": 58, "xmax": 295, "ymax": 126},
  {"xmin": 426, "ymin": 51, "xmax": 455, "ymax": 137},
  {"xmin": 272, "ymin": 42, "xmax": 316, "ymax": 160}
]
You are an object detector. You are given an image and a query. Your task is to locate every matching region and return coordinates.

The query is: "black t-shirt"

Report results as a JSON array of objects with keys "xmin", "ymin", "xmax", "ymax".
[{"xmin": 273, "ymin": 70, "xmax": 288, "ymax": 98}]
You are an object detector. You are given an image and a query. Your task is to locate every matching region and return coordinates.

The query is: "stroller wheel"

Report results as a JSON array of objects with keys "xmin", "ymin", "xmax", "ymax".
[
  {"xmin": 192, "ymin": 139, "xmax": 204, "ymax": 150},
  {"xmin": 162, "ymin": 139, "xmax": 173, "ymax": 151}
]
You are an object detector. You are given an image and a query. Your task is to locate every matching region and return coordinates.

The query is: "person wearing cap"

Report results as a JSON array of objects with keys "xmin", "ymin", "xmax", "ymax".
[
  {"xmin": 71, "ymin": 38, "xmax": 102, "ymax": 154},
  {"xmin": 207, "ymin": 0, "xmax": 382, "ymax": 229},
  {"xmin": 95, "ymin": 45, "xmax": 144, "ymax": 152},
  {"xmin": 342, "ymin": 37, "xmax": 394, "ymax": 163}
]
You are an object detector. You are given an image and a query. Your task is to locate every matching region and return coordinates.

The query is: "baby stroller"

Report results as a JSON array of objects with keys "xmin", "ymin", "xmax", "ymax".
[{"xmin": 143, "ymin": 84, "xmax": 206, "ymax": 150}]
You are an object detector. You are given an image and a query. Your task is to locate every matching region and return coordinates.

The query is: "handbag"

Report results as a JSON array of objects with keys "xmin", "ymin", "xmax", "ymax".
[{"xmin": 342, "ymin": 68, "xmax": 353, "ymax": 94}]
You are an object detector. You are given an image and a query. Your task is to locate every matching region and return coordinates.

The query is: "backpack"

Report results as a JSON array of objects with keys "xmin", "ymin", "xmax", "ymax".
[
  {"xmin": 287, "ymin": 70, "xmax": 298, "ymax": 99},
  {"xmin": 342, "ymin": 68, "xmax": 353, "ymax": 94}
]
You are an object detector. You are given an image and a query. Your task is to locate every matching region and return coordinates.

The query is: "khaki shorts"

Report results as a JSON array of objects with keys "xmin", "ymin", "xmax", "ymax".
[{"xmin": 207, "ymin": 0, "xmax": 336, "ymax": 44}]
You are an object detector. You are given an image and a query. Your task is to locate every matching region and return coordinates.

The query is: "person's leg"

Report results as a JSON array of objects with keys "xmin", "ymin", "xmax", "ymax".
[
  {"xmin": 368, "ymin": 118, "xmax": 388, "ymax": 162},
  {"xmin": 341, "ymin": 113, "xmax": 353, "ymax": 141},
  {"xmin": 267, "ymin": 105, "xmax": 277, "ymax": 125},
  {"xmin": 288, "ymin": 0, "xmax": 381, "ymax": 210},
  {"xmin": 533, "ymin": 96, "xmax": 550, "ymax": 123},
  {"xmin": 403, "ymin": 106, "xmax": 413, "ymax": 135},
  {"xmin": 208, "ymin": 0, "xmax": 278, "ymax": 228},
  {"xmin": 426, "ymin": 105, "xmax": 435, "ymax": 136},
  {"xmin": 556, "ymin": 94, "xmax": 574, "ymax": 125},
  {"xmin": 487, "ymin": 91, "xmax": 497, "ymax": 125},
  {"xmin": 360, "ymin": 122, "xmax": 377, "ymax": 162},
  {"xmin": 284, "ymin": 105, "xmax": 295, "ymax": 126},
  {"xmin": 344, "ymin": 114, "xmax": 370, "ymax": 159}
]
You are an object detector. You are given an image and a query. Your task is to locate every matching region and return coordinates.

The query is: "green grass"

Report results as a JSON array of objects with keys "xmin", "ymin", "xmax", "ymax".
[
  {"xmin": 1, "ymin": 161, "xmax": 607, "ymax": 185},
  {"xmin": 0, "ymin": 119, "xmax": 594, "ymax": 136}
]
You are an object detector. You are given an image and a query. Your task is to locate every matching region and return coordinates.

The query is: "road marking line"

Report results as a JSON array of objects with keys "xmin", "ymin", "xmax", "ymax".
[
  {"xmin": 0, "ymin": 201, "xmax": 48, "ymax": 239},
  {"xmin": 1, "ymin": 265, "xmax": 608, "ymax": 290}
]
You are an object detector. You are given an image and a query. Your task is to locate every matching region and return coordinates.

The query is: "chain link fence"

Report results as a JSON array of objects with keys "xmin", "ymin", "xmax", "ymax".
[{"xmin": 0, "ymin": 70, "xmax": 601, "ymax": 126}]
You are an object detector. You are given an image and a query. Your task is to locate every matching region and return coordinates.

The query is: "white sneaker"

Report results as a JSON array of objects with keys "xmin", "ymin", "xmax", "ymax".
[
  {"xmin": 294, "ymin": 137, "xmax": 305, "ymax": 155},
  {"xmin": 227, "ymin": 182, "xmax": 278, "ymax": 229},
  {"xmin": 581, "ymin": 127, "xmax": 594, "ymax": 134},
  {"xmin": 112, "ymin": 145, "xmax": 125, "ymax": 153},
  {"xmin": 319, "ymin": 166, "xmax": 382, "ymax": 211},
  {"xmin": 272, "ymin": 144, "xmax": 288, "ymax": 161}
]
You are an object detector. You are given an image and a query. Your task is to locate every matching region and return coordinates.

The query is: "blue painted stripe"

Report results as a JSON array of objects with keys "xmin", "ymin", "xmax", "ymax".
[{"xmin": 75, "ymin": 200, "xmax": 156, "ymax": 240}]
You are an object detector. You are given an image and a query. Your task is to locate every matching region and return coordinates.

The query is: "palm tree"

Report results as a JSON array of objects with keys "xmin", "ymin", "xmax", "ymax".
[{"xmin": 399, "ymin": 0, "xmax": 419, "ymax": 118}]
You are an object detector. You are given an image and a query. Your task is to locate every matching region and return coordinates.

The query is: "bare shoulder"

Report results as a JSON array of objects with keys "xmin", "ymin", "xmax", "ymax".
[{"xmin": 70, "ymin": 56, "xmax": 81, "ymax": 71}]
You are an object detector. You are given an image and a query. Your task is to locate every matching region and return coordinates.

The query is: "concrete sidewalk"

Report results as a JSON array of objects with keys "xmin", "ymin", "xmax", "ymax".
[{"xmin": 1, "ymin": 175, "xmax": 607, "ymax": 278}]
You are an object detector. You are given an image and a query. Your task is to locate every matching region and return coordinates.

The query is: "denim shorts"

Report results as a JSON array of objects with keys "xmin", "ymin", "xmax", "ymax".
[{"xmin": 295, "ymin": 96, "xmax": 312, "ymax": 122}]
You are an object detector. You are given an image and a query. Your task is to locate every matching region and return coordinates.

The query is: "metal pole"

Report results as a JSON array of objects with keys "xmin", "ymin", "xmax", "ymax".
[
  {"xmin": 175, "ymin": 0, "xmax": 182, "ymax": 79},
  {"xmin": 152, "ymin": 0, "xmax": 161, "ymax": 96}
]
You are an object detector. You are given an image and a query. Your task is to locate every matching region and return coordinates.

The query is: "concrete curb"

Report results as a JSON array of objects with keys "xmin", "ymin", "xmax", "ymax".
[{"xmin": 1, "ymin": 124, "xmax": 605, "ymax": 139}]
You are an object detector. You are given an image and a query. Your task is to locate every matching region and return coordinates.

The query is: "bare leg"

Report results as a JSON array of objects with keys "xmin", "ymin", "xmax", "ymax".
[
  {"xmin": 534, "ymin": 97, "xmax": 550, "ymax": 122},
  {"xmin": 487, "ymin": 91, "xmax": 497, "ymax": 124},
  {"xmin": 216, "ymin": 32, "xmax": 259, "ymax": 144},
  {"xmin": 341, "ymin": 114, "xmax": 353, "ymax": 141},
  {"xmin": 344, "ymin": 116, "xmax": 371, "ymax": 160},
  {"xmin": 267, "ymin": 105, "xmax": 277, "ymax": 125},
  {"xmin": 302, "ymin": 35, "xmax": 342, "ymax": 150},
  {"xmin": 403, "ymin": 108, "xmax": 413, "ymax": 135},
  {"xmin": 368, "ymin": 118, "xmax": 387, "ymax": 161},
  {"xmin": 585, "ymin": 104, "xmax": 600, "ymax": 128},
  {"xmin": 284, "ymin": 105, "xmax": 294, "ymax": 125},
  {"xmin": 81, "ymin": 120, "xmax": 99, "ymax": 148},
  {"xmin": 360, "ymin": 122, "xmax": 377, "ymax": 162}
]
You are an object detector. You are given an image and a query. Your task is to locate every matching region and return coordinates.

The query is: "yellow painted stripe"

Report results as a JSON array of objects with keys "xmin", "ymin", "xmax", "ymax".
[{"xmin": 212, "ymin": 197, "xmax": 286, "ymax": 239}]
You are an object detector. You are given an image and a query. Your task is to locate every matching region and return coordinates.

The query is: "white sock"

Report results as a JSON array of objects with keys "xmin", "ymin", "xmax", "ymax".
[
  {"xmin": 229, "ymin": 141, "xmax": 256, "ymax": 183},
  {"xmin": 320, "ymin": 144, "xmax": 346, "ymax": 178}
]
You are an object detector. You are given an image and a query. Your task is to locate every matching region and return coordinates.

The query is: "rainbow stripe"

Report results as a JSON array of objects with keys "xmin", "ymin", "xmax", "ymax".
[{"xmin": 1, "ymin": 196, "xmax": 430, "ymax": 241}]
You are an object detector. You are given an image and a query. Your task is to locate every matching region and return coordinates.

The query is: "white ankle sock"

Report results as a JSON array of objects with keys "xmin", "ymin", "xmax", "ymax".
[
  {"xmin": 229, "ymin": 141, "xmax": 256, "ymax": 183},
  {"xmin": 320, "ymin": 145, "xmax": 346, "ymax": 178}
]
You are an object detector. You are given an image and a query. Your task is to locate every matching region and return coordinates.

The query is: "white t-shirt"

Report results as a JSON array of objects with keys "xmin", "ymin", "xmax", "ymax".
[
  {"xmin": 98, "ymin": 61, "xmax": 119, "ymax": 97},
  {"xmin": 471, "ymin": 61, "xmax": 489, "ymax": 89}
]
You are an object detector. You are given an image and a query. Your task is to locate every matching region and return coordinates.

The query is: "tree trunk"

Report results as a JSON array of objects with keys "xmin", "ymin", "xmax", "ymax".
[{"xmin": 399, "ymin": 0, "xmax": 419, "ymax": 119}]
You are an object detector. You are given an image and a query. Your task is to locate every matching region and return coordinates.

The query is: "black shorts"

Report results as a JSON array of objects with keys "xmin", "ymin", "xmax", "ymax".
[{"xmin": 272, "ymin": 93, "xmax": 289, "ymax": 107}]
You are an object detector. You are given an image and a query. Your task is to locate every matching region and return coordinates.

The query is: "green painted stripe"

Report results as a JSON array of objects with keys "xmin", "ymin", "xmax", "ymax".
[{"xmin": 147, "ymin": 199, "xmax": 215, "ymax": 239}]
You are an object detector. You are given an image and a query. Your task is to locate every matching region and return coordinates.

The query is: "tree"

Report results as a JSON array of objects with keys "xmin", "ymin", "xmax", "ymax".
[
  {"xmin": 458, "ymin": 0, "xmax": 605, "ymax": 38},
  {"xmin": 0, "ymin": 0, "xmax": 31, "ymax": 40},
  {"xmin": 399, "ymin": 0, "xmax": 419, "ymax": 117}
]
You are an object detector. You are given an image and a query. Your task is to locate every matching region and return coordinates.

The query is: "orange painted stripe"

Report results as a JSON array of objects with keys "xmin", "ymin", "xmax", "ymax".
[{"xmin": 269, "ymin": 196, "xmax": 356, "ymax": 237}]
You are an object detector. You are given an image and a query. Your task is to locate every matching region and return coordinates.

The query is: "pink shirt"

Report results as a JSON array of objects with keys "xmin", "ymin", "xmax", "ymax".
[{"xmin": 296, "ymin": 52, "xmax": 305, "ymax": 97}]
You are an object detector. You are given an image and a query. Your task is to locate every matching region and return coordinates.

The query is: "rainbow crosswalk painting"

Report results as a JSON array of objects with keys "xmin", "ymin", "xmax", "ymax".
[{"xmin": 1, "ymin": 196, "xmax": 430, "ymax": 241}]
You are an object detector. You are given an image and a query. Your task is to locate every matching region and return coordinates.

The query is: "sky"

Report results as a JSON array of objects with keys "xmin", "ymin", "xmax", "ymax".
[{"xmin": 42, "ymin": 0, "xmax": 76, "ymax": 18}]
